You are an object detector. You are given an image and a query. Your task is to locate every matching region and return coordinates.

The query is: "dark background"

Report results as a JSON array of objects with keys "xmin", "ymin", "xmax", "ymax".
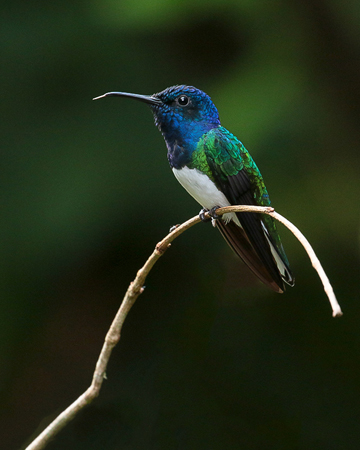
[{"xmin": 1, "ymin": 1, "xmax": 360, "ymax": 449}]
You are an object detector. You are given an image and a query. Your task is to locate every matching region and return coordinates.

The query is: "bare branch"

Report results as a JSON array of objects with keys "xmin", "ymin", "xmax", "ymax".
[
  {"xmin": 214, "ymin": 206, "xmax": 342, "ymax": 317},
  {"xmin": 25, "ymin": 205, "xmax": 341, "ymax": 450},
  {"xmin": 270, "ymin": 210, "xmax": 342, "ymax": 317}
]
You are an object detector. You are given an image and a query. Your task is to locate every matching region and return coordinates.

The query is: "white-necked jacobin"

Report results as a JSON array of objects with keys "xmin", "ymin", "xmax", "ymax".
[{"xmin": 93, "ymin": 85, "xmax": 294, "ymax": 293}]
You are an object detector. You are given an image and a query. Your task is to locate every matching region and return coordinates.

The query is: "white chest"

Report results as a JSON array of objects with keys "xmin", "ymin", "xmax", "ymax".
[{"xmin": 172, "ymin": 166, "xmax": 239, "ymax": 225}]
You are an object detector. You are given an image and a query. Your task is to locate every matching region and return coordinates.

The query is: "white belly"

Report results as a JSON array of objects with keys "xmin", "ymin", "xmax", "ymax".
[{"xmin": 172, "ymin": 166, "xmax": 239, "ymax": 225}]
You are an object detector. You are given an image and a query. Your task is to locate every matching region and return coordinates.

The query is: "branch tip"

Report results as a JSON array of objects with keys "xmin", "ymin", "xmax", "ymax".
[{"xmin": 332, "ymin": 308, "xmax": 343, "ymax": 318}]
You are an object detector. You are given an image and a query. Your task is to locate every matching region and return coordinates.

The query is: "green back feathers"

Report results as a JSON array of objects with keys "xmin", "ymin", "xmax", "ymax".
[{"xmin": 190, "ymin": 127, "xmax": 270, "ymax": 207}]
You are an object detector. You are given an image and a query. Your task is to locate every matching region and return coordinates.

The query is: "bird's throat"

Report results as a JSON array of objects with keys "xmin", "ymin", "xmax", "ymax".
[{"xmin": 162, "ymin": 123, "xmax": 219, "ymax": 170}]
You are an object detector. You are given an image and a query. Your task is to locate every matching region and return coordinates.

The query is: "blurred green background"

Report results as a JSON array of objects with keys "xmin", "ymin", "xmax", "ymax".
[{"xmin": 1, "ymin": 0, "xmax": 360, "ymax": 449}]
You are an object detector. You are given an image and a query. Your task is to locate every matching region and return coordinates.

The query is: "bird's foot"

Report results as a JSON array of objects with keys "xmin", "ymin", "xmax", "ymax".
[
  {"xmin": 199, "ymin": 206, "xmax": 221, "ymax": 222},
  {"xmin": 208, "ymin": 206, "xmax": 221, "ymax": 220},
  {"xmin": 199, "ymin": 208, "xmax": 211, "ymax": 222}
]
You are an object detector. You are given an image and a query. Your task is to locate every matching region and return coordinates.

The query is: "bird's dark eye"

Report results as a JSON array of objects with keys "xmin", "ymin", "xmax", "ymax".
[{"xmin": 177, "ymin": 95, "xmax": 189, "ymax": 106}]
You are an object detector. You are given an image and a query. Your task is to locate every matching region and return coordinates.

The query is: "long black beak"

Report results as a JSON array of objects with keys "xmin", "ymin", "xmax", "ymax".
[{"xmin": 92, "ymin": 91, "xmax": 162, "ymax": 106}]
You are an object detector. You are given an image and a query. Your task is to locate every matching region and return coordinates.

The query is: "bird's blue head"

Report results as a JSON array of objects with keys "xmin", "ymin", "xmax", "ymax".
[
  {"xmin": 149, "ymin": 85, "xmax": 220, "ymax": 147},
  {"xmin": 94, "ymin": 85, "xmax": 221, "ymax": 152}
]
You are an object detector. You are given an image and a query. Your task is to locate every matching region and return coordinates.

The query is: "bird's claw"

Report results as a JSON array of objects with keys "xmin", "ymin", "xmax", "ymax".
[
  {"xmin": 209, "ymin": 206, "xmax": 221, "ymax": 220},
  {"xmin": 199, "ymin": 208, "xmax": 211, "ymax": 222},
  {"xmin": 199, "ymin": 206, "xmax": 220, "ymax": 222}
]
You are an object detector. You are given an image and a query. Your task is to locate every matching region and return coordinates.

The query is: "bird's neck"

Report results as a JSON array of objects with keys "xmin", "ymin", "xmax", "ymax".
[{"xmin": 160, "ymin": 122, "xmax": 219, "ymax": 170}]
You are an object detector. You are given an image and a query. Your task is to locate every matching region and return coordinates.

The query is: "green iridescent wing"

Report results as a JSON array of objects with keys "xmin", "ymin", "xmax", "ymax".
[{"xmin": 192, "ymin": 127, "xmax": 294, "ymax": 291}]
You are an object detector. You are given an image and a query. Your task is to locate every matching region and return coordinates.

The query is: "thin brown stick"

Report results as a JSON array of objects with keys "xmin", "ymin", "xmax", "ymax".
[
  {"xmin": 215, "ymin": 206, "xmax": 343, "ymax": 317},
  {"xmin": 25, "ymin": 205, "xmax": 342, "ymax": 450},
  {"xmin": 271, "ymin": 211, "xmax": 342, "ymax": 317}
]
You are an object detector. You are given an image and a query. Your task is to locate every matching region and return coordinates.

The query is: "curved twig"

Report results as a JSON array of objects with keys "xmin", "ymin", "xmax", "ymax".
[
  {"xmin": 25, "ymin": 205, "xmax": 341, "ymax": 450},
  {"xmin": 215, "ymin": 206, "xmax": 342, "ymax": 317}
]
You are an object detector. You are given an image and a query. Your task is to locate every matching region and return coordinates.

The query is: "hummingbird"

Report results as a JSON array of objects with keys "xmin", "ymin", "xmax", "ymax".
[{"xmin": 93, "ymin": 85, "xmax": 294, "ymax": 293}]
